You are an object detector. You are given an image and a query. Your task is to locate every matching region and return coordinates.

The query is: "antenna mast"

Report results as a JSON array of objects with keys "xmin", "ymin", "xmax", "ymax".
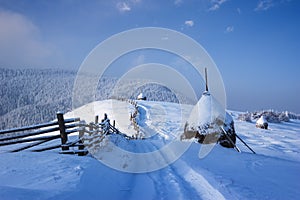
[{"xmin": 205, "ymin": 67, "xmax": 208, "ymax": 92}]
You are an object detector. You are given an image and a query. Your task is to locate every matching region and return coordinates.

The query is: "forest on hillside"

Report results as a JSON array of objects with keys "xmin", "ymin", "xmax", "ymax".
[{"xmin": 0, "ymin": 68, "xmax": 190, "ymax": 129}]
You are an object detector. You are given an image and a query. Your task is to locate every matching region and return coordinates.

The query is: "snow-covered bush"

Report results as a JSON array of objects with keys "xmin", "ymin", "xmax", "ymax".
[
  {"xmin": 278, "ymin": 112, "xmax": 290, "ymax": 122},
  {"xmin": 238, "ymin": 110, "xmax": 297, "ymax": 124},
  {"xmin": 238, "ymin": 112, "xmax": 252, "ymax": 122},
  {"xmin": 252, "ymin": 110, "xmax": 290, "ymax": 123},
  {"xmin": 286, "ymin": 112, "xmax": 300, "ymax": 120}
]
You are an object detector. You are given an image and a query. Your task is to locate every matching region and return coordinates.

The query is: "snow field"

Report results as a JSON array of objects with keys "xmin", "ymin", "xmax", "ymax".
[{"xmin": 0, "ymin": 99, "xmax": 300, "ymax": 199}]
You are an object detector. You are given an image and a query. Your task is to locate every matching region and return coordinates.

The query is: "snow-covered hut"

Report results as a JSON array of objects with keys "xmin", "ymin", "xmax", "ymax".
[
  {"xmin": 256, "ymin": 115, "xmax": 268, "ymax": 129},
  {"xmin": 137, "ymin": 93, "xmax": 146, "ymax": 100}
]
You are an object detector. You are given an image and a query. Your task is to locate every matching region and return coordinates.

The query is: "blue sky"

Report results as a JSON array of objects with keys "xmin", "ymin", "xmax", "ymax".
[{"xmin": 0, "ymin": 0, "xmax": 299, "ymax": 113}]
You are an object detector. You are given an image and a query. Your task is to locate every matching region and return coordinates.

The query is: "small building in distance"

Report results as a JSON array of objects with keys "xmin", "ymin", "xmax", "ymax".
[
  {"xmin": 256, "ymin": 115, "xmax": 268, "ymax": 129},
  {"xmin": 137, "ymin": 93, "xmax": 146, "ymax": 100}
]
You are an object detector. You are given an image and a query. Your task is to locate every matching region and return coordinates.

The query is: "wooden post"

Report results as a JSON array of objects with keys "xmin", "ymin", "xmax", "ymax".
[
  {"xmin": 221, "ymin": 127, "xmax": 240, "ymax": 153},
  {"xmin": 89, "ymin": 122, "xmax": 94, "ymax": 135},
  {"xmin": 235, "ymin": 133, "xmax": 256, "ymax": 154},
  {"xmin": 205, "ymin": 67, "xmax": 209, "ymax": 92},
  {"xmin": 95, "ymin": 115, "xmax": 99, "ymax": 124},
  {"xmin": 57, "ymin": 112, "xmax": 69, "ymax": 151},
  {"xmin": 113, "ymin": 120, "xmax": 115, "ymax": 127},
  {"xmin": 78, "ymin": 124, "xmax": 85, "ymax": 156}
]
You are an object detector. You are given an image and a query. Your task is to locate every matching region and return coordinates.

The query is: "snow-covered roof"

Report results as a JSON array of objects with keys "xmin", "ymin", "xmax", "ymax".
[{"xmin": 256, "ymin": 116, "xmax": 268, "ymax": 125}]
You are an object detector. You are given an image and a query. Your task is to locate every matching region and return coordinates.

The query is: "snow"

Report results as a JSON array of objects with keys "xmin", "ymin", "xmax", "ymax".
[
  {"xmin": 186, "ymin": 91, "xmax": 225, "ymax": 132},
  {"xmin": 225, "ymin": 112, "xmax": 233, "ymax": 125},
  {"xmin": 1, "ymin": 99, "xmax": 300, "ymax": 199}
]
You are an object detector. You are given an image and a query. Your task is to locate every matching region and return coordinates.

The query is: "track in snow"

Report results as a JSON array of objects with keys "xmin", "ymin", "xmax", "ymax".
[{"xmin": 134, "ymin": 101, "xmax": 227, "ymax": 199}]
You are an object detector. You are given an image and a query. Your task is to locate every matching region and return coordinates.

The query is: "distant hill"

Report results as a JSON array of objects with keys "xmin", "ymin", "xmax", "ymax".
[
  {"xmin": 0, "ymin": 68, "xmax": 75, "ymax": 129},
  {"xmin": 0, "ymin": 68, "xmax": 193, "ymax": 129}
]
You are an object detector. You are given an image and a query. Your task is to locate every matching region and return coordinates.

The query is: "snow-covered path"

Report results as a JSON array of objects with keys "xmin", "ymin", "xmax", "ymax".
[{"xmin": 135, "ymin": 101, "xmax": 228, "ymax": 199}]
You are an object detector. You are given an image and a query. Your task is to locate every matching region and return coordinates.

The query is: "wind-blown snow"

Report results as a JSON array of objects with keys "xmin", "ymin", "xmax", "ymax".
[{"xmin": 0, "ymin": 100, "xmax": 300, "ymax": 199}]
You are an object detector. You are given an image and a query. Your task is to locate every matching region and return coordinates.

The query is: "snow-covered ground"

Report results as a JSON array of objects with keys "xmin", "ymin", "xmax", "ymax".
[{"xmin": 0, "ymin": 100, "xmax": 299, "ymax": 199}]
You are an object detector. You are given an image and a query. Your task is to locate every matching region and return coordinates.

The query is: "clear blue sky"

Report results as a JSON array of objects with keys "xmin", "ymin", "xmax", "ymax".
[{"xmin": 0, "ymin": 0, "xmax": 299, "ymax": 113}]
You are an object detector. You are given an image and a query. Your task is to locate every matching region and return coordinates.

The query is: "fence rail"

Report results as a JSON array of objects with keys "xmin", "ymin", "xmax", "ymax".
[
  {"xmin": 0, "ymin": 112, "xmax": 86, "ymax": 155},
  {"xmin": 0, "ymin": 112, "xmax": 122, "ymax": 156},
  {"xmin": 0, "ymin": 117, "xmax": 80, "ymax": 135}
]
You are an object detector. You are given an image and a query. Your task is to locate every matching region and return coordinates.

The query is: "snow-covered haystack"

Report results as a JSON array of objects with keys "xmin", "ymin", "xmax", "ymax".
[
  {"xmin": 137, "ymin": 93, "xmax": 146, "ymax": 100},
  {"xmin": 181, "ymin": 91, "xmax": 236, "ymax": 148},
  {"xmin": 218, "ymin": 112, "xmax": 236, "ymax": 148},
  {"xmin": 256, "ymin": 115, "xmax": 268, "ymax": 129}
]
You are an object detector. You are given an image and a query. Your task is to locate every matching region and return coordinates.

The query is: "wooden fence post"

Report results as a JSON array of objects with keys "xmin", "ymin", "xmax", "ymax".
[
  {"xmin": 89, "ymin": 122, "xmax": 94, "ymax": 138},
  {"xmin": 57, "ymin": 112, "xmax": 69, "ymax": 151},
  {"xmin": 78, "ymin": 124, "xmax": 85, "ymax": 156},
  {"xmin": 95, "ymin": 115, "xmax": 99, "ymax": 124}
]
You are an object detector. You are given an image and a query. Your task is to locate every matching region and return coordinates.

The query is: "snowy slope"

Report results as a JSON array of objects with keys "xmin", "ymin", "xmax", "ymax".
[{"xmin": 0, "ymin": 100, "xmax": 300, "ymax": 200}]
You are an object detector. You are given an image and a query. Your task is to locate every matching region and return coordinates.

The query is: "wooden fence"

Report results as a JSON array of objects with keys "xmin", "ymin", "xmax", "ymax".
[
  {"xmin": 77, "ymin": 114, "xmax": 129, "ymax": 154},
  {"xmin": 0, "ymin": 112, "xmax": 86, "ymax": 155},
  {"xmin": 0, "ymin": 112, "xmax": 122, "ymax": 156}
]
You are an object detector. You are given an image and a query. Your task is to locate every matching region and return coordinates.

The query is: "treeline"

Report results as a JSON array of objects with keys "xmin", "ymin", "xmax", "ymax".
[
  {"xmin": 238, "ymin": 110, "xmax": 300, "ymax": 123},
  {"xmin": 0, "ymin": 68, "xmax": 75, "ymax": 129},
  {"xmin": 0, "ymin": 68, "xmax": 191, "ymax": 130}
]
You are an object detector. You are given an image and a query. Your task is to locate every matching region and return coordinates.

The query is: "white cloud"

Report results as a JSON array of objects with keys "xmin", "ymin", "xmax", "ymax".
[
  {"xmin": 208, "ymin": 0, "xmax": 227, "ymax": 11},
  {"xmin": 0, "ymin": 10, "xmax": 55, "ymax": 67},
  {"xmin": 131, "ymin": 0, "xmax": 141, "ymax": 3},
  {"xmin": 116, "ymin": 1, "xmax": 142, "ymax": 12},
  {"xmin": 209, "ymin": 4, "xmax": 220, "ymax": 11},
  {"xmin": 174, "ymin": 0, "xmax": 183, "ymax": 6},
  {"xmin": 132, "ymin": 54, "xmax": 145, "ymax": 66},
  {"xmin": 117, "ymin": 2, "xmax": 131, "ymax": 12},
  {"xmin": 255, "ymin": 0, "xmax": 274, "ymax": 11},
  {"xmin": 225, "ymin": 26, "xmax": 234, "ymax": 33},
  {"xmin": 185, "ymin": 20, "xmax": 194, "ymax": 27}
]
